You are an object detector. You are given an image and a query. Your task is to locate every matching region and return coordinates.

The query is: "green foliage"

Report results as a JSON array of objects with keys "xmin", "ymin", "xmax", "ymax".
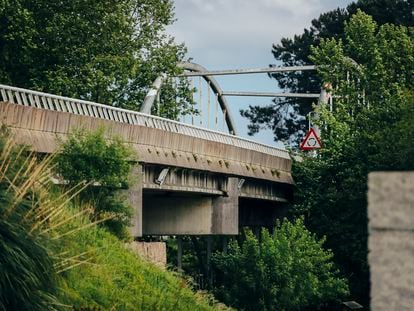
[
  {"xmin": 0, "ymin": 127, "xmax": 230, "ymax": 310},
  {"xmin": 55, "ymin": 206, "xmax": 230, "ymax": 311},
  {"xmin": 55, "ymin": 128, "xmax": 135, "ymax": 240},
  {"xmin": 0, "ymin": 0, "xmax": 195, "ymax": 119},
  {"xmin": 0, "ymin": 128, "xmax": 57, "ymax": 310},
  {"xmin": 291, "ymin": 10, "xmax": 414, "ymax": 306},
  {"xmin": 241, "ymin": 0, "xmax": 413, "ymax": 143},
  {"xmin": 166, "ymin": 236, "xmax": 227, "ymax": 291},
  {"xmin": 56, "ymin": 128, "xmax": 134, "ymax": 188},
  {"xmin": 213, "ymin": 219, "xmax": 348, "ymax": 311}
]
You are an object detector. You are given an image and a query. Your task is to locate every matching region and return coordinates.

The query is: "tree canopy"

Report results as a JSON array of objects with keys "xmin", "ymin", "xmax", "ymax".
[
  {"xmin": 241, "ymin": 0, "xmax": 414, "ymax": 144},
  {"xmin": 293, "ymin": 10, "xmax": 413, "ymax": 307},
  {"xmin": 0, "ymin": 0, "xmax": 194, "ymax": 118}
]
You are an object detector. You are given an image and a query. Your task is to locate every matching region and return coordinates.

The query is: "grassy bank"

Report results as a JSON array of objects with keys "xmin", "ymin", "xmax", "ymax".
[
  {"xmin": 56, "ymin": 206, "xmax": 228, "ymax": 310},
  {"xmin": 0, "ymin": 130, "xmax": 229, "ymax": 310}
]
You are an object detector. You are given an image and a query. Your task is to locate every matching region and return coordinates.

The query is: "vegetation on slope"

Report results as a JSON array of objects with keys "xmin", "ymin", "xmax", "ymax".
[
  {"xmin": 0, "ymin": 127, "xmax": 230, "ymax": 310},
  {"xmin": 55, "ymin": 127, "xmax": 136, "ymax": 240},
  {"xmin": 0, "ymin": 128, "xmax": 58, "ymax": 310},
  {"xmin": 56, "ymin": 210, "xmax": 228, "ymax": 310}
]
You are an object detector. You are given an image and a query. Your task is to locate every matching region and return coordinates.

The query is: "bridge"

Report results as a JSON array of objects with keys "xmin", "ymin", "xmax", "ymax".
[{"xmin": 0, "ymin": 63, "xmax": 317, "ymax": 239}]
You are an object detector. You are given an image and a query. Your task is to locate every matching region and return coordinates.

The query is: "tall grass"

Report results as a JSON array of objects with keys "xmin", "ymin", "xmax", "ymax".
[
  {"xmin": 0, "ymin": 131, "xmax": 58, "ymax": 310},
  {"xmin": 55, "ymin": 208, "xmax": 230, "ymax": 310},
  {"xmin": 0, "ymin": 128, "xmax": 230, "ymax": 310}
]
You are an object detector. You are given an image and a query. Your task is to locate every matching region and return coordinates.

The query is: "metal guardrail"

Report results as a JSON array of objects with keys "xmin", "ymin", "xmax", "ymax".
[{"xmin": 0, "ymin": 84, "xmax": 290, "ymax": 159}]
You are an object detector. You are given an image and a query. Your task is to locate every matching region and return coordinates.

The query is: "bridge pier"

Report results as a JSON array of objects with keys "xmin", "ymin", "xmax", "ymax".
[
  {"xmin": 212, "ymin": 177, "xmax": 239, "ymax": 234},
  {"xmin": 141, "ymin": 176, "xmax": 239, "ymax": 235},
  {"xmin": 128, "ymin": 165, "xmax": 143, "ymax": 237}
]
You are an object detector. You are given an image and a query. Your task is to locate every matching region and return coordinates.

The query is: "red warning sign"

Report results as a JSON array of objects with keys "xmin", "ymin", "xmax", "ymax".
[{"xmin": 300, "ymin": 128, "xmax": 322, "ymax": 151}]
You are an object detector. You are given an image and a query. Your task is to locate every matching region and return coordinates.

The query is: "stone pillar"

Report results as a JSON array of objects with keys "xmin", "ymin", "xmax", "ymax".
[
  {"xmin": 368, "ymin": 172, "xmax": 414, "ymax": 310},
  {"xmin": 127, "ymin": 241, "xmax": 167, "ymax": 268},
  {"xmin": 211, "ymin": 177, "xmax": 239, "ymax": 235},
  {"xmin": 128, "ymin": 165, "xmax": 143, "ymax": 237}
]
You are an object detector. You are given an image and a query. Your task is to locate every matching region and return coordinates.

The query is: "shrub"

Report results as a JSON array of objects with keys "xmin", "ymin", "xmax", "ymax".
[
  {"xmin": 213, "ymin": 218, "xmax": 349, "ymax": 311},
  {"xmin": 55, "ymin": 127, "xmax": 136, "ymax": 240}
]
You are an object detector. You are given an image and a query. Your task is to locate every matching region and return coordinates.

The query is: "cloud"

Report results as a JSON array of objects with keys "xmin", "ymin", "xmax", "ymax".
[
  {"xmin": 167, "ymin": 0, "xmax": 354, "ymax": 144},
  {"xmin": 168, "ymin": 0, "xmax": 352, "ymax": 68}
]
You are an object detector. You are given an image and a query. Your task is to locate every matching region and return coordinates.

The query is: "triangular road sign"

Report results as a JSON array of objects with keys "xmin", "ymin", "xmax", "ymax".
[{"xmin": 300, "ymin": 128, "xmax": 322, "ymax": 151}]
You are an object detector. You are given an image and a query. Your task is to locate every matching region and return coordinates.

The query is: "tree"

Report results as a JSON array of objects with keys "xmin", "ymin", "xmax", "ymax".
[
  {"xmin": 212, "ymin": 218, "xmax": 348, "ymax": 311},
  {"xmin": 55, "ymin": 128, "xmax": 136, "ymax": 240},
  {"xmin": 292, "ymin": 10, "xmax": 413, "ymax": 307},
  {"xmin": 0, "ymin": 0, "xmax": 195, "ymax": 119},
  {"xmin": 241, "ymin": 0, "xmax": 414, "ymax": 144}
]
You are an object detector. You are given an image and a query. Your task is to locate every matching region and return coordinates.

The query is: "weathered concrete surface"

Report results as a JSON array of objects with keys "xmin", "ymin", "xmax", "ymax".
[
  {"xmin": 212, "ymin": 177, "xmax": 238, "ymax": 234},
  {"xmin": 143, "ymin": 195, "xmax": 215, "ymax": 235},
  {"xmin": 0, "ymin": 102, "xmax": 293, "ymax": 184},
  {"xmin": 368, "ymin": 172, "xmax": 414, "ymax": 311},
  {"xmin": 143, "ymin": 178, "xmax": 239, "ymax": 235},
  {"xmin": 127, "ymin": 165, "xmax": 143, "ymax": 237},
  {"xmin": 127, "ymin": 241, "xmax": 167, "ymax": 268},
  {"xmin": 0, "ymin": 101, "xmax": 293, "ymax": 236}
]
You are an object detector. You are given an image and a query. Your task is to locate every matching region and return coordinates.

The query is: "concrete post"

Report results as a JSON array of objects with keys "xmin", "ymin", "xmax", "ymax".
[
  {"xmin": 206, "ymin": 236, "xmax": 213, "ymax": 288},
  {"xmin": 368, "ymin": 172, "xmax": 414, "ymax": 310},
  {"xmin": 177, "ymin": 237, "xmax": 183, "ymax": 271},
  {"xmin": 222, "ymin": 236, "xmax": 228, "ymax": 255},
  {"xmin": 128, "ymin": 165, "xmax": 143, "ymax": 237},
  {"xmin": 212, "ymin": 177, "xmax": 239, "ymax": 234}
]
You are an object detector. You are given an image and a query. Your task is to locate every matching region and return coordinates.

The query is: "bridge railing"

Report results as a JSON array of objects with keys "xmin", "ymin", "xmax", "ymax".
[{"xmin": 0, "ymin": 84, "xmax": 289, "ymax": 159}]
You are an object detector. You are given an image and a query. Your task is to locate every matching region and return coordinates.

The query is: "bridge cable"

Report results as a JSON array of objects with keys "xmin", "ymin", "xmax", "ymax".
[
  {"xmin": 173, "ymin": 77, "xmax": 178, "ymax": 120},
  {"xmin": 215, "ymin": 93, "xmax": 219, "ymax": 130},
  {"xmin": 191, "ymin": 77, "xmax": 194, "ymax": 125},
  {"xmin": 223, "ymin": 108, "xmax": 227, "ymax": 133},
  {"xmin": 207, "ymin": 81, "xmax": 211, "ymax": 128},
  {"xmin": 156, "ymin": 83, "xmax": 161, "ymax": 116},
  {"xmin": 198, "ymin": 76, "xmax": 202, "ymax": 126}
]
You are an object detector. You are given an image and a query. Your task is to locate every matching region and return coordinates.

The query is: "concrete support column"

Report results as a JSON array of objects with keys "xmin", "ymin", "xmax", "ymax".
[
  {"xmin": 212, "ymin": 177, "xmax": 239, "ymax": 235},
  {"xmin": 206, "ymin": 236, "xmax": 213, "ymax": 288},
  {"xmin": 222, "ymin": 236, "xmax": 228, "ymax": 255},
  {"xmin": 368, "ymin": 172, "xmax": 414, "ymax": 310},
  {"xmin": 128, "ymin": 165, "xmax": 143, "ymax": 237},
  {"xmin": 177, "ymin": 237, "xmax": 183, "ymax": 271}
]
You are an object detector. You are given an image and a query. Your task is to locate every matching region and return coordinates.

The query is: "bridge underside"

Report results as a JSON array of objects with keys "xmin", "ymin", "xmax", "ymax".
[
  {"xmin": 131, "ymin": 164, "xmax": 290, "ymax": 236},
  {"xmin": 141, "ymin": 192, "xmax": 288, "ymax": 236}
]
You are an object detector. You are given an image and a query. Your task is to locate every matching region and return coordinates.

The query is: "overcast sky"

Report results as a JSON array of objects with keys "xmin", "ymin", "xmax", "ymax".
[{"xmin": 168, "ymin": 0, "xmax": 354, "ymax": 146}]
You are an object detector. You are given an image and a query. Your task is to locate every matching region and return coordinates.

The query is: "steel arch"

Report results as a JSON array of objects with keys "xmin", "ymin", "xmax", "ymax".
[{"xmin": 141, "ymin": 62, "xmax": 237, "ymax": 135}]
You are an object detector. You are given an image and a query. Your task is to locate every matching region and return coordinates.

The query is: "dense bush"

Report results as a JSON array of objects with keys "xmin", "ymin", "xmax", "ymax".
[
  {"xmin": 213, "ymin": 218, "xmax": 348, "ymax": 311},
  {"xmin": 55, "ymin": 128, "xmax": 135, "ymax": 240}
]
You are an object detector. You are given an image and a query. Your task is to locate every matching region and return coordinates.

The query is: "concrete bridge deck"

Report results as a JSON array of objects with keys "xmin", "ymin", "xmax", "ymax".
[{"xmin": 0, "ymin": 84, "xmax": 293, "ymax": 237}]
